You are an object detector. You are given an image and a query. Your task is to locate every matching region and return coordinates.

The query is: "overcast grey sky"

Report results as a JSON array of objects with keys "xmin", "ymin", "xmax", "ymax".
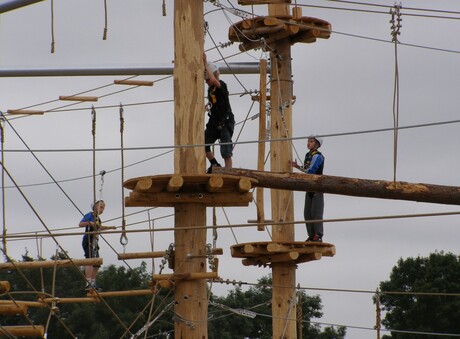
[{"xmin": 1, "ymin": 0, "xmax": 460, "ymax": 337}]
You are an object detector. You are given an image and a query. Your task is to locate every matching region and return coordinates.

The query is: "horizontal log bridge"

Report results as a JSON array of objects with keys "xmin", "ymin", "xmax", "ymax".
[
  {"xmin": 214, "ymin": 167, "xmax": 460, "ymax": 206},
  {"xmin": 231, "ymin": 241, "xmax": 335, "ymax": 266},
  {"xmin": 152, "ymin": 272, "xmax": 218, "ymax": 281},
  {"xmin": 0, "ymin": 258, "xmax": 103, "ymax": 270},
  {"xmin": 0, "ymin": 325, "xmax": 45, "ymax": 337},
  {"xmin": 118, "ymin": 248, "xmax": 223, "ymax": 260}
]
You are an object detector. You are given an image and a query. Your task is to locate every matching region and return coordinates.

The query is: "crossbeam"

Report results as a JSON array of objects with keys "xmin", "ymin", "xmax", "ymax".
[
  {"xmin": 0, "ymin": 325, "xmax": 44, "ymax": 337},
  {"xmin": 0, "ymin": 258, "xmax": 103, "ymax": 270},
  {"xmin": 118, "ymin": 248, "xmax": 223, "ymax": 260},
  {"xmin": 214, "ymin": 167, "xmax": 460, "ymax": 206}
]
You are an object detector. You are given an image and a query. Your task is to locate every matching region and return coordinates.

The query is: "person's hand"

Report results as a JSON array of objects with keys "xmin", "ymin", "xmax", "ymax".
[{"xmin": 288, "ymin": 159, "xmax": 299, "ymax": 168}]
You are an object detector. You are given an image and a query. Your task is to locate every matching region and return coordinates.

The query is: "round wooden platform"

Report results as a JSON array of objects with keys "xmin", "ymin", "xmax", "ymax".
[
  {"xmin": 228, "ymin": 14, "xmax": 331, "ymax": 52},
  {"xmin": 231, "ymin": 241, "xmax": 335, "ymax": 266},
  {"xmin": 123, "ymin": 173, "xmax": 258, "ymax": 207}
]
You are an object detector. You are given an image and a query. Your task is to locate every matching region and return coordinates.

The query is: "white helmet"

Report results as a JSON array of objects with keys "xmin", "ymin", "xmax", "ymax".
[
  {"xmin": 308, "ymin": 134, "xmax": 323, "ymax": 147},
  {"xmin": 205, "ymin": 62, "xmax": 219, "ymax": 79}
]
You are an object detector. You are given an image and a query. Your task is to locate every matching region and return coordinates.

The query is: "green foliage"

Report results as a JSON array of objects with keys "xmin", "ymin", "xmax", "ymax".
[
  {"xmin": 208, "ymin": 275, "xmax": 346, "ymax": 339},
  {"xmin": 1, "ymin": 254, "xmax": 345, "ymax": 338},
  {"xmin": 0, "ymin": 252, "xmax": 173, "ymax": 338},
  {"xmin": 378, "ymin": 252, "xmax": 460, "ymax": 338}
]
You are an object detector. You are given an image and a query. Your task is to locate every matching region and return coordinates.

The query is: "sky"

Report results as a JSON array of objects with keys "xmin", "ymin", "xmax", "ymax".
[{"xmin": 0, "ymin": 0, "xmax": 460, "ymax": 338}]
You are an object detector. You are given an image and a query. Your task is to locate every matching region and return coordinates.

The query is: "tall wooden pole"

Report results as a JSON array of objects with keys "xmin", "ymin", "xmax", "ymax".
[
  {"xmin": 173, "ymin": 1, "xmax": 207, "ymax": 338},
  {"xmin": 268, "ymin": 3, "xmax": 297, "ymax": 338}
]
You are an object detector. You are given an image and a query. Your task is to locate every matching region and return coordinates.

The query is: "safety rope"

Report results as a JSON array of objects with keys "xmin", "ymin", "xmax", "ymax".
[
  {"xmin": 91, "ymin": 106, "xmax": 97, "ymax": 205},
  {"xmin": 103, "ymin": 0, "xmax": 108, "ymax": 40},
  {"xmin": 148, "ymin": 209, "xmax": 155, "ymax": 274},
  {"xmin": 0, "ymin": 117, "xmax": 6, "ymax": 258},
  {"xmin": 50, "ymin": 0, "xmax": 55, "ymax": 53},
  {"xmin": 390, "ymin": 3, "xmax": 402, "ymax": 183},
  {"xmin": 119, "ymin": 104, "xmax": 128, "ymax": 249},
  {"xmin": 212, "ymin": 207, "xmax": 218, "ymax": 249},
  {"xmin": 162, "ymin": 0, "xmax": 166, "ymax": 16}
]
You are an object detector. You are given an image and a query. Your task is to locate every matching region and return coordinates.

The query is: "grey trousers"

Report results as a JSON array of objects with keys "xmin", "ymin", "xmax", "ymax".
[{"xmin": 304, "ymin": 192, "xmax": 324, "ymax": 238}]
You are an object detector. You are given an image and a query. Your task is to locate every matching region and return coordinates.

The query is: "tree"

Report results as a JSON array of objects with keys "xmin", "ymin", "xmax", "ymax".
[
  {"xmin": 208, "ymin": 275, "xmax": 346, "ymax": 339},
  {"xmin": 378, "ymin": 252, "xmax": 460, "ymax": 338}
]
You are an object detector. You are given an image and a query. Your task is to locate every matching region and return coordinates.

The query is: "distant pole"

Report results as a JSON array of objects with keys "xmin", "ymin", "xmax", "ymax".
[
  {"xmin": 268, "ymin": 2, "xmax": 297, "ymax": 338},
  {"xmin": 173, "ymin": 0, "xmax": 207, "ymax": 338}
]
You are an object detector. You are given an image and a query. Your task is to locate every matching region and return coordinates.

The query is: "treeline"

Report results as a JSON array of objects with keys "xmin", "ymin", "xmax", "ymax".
[{"xmin": 0, "ymin": 252, "xmax": 345, "ymax": 338}]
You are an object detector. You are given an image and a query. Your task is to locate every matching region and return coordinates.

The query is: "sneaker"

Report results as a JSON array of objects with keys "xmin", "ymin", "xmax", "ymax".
[
  {"xmin": 306, "ymin": 234, "xmax": 323, "ymax": 242},
  {"xmin": 312, "ymin": 234, "xmax": 323, "ymax": 242},
  {"xmin": 207, "ymin": 163, "xmax": 221, "ymax": 174}
]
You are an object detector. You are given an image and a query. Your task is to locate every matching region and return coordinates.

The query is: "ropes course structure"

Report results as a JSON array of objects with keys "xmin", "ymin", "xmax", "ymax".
[{"xmin": 0, "ymin": 0, "xmax": 459, "ymax": 338}]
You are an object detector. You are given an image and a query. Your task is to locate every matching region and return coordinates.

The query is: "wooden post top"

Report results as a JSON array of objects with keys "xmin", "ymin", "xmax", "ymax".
[
  {"xmin": 123, "ymin": 173, "xmax": 257, "ymax": 207},
  {"xmin": 231, "ymin": 241, "xmax": 335, "ymax": 267},
  {"xmin": 228, "ymin": 13, "xmax": 331, "ymax": 52}
]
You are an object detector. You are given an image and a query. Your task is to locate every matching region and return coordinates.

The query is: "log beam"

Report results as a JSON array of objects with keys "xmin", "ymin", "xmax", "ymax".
[
  {"xmin": 0, "ymin": 326, "xmax": 44, "ymax": 337},
  {"xmin": 0, "ymin": 303, "xmax": 28, "ymax": 316},
  {"xmin": 118, "ymin": 248, "xmax": 223, "ymax": 260},
  {"xmin": 0, "ymin": 258, "xmax": 103, "ymax": 270},
  {"xmin": 214, "ymin": 167, "xmax": 460, "ymax": 206}
]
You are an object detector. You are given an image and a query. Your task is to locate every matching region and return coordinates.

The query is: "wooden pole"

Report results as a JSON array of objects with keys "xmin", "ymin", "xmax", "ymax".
[
  {"xmin": 268, "ymin": 3, "xmax": 297, "ymax": 338},
  {"xmin": 214, "ymin": 167, "xmax": 460, "ymax": 206},
  {"xmin": 256, "ymin": 58, "xmax": 267, "ymax": 231},
  {"xmin": 0, "ymin": 258, "xmax": 103, "ymax": 270},
  {"xmin": 173, "ymin": 1, "xmax": 207, "ymax": 338}
]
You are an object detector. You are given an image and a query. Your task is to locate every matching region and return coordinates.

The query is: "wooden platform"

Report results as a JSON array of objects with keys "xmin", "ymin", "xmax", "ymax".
[
  {"xmin": 228, "ymin": 11, "xmax": 331, "ymax": 52},
  {"xmin": 124, "ymin": 174, "xmax": 257, "ymax": 207},
  {"xmin": 231, "ymin": 241, "xmax": 335, "ymax": 266}
]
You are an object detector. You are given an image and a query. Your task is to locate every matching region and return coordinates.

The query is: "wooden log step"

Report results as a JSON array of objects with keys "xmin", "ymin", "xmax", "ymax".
[
  {"xmin": 238, "ymin": 0, "xmax": 291, "ymax": 5},
  {"xmin": 59, "ymin": 95, "xmax": 98, "ymax": 102},
  {"xmin": 40, "ymin": 297, "xmax": 100, "ymax": 304},
  {"xmin": 0, "ymin": 258, "xmax": 103, "ymax": 270},
  {"xmin": 0, "ymin": 303, "xmax": 28, "ymax": 316},
  {"xmin": 0, "ymin": 325, "xmax": 44, "ymax": 337},
  {"xmin": 0, "ymin": 300, "xmax": 46, "ymax": 308},
  {"xmin": 118, "ymin": 248, "xmax": 223, "ymax": 260},
  {"xmin": 87, "ymin": 289, "xmax": 157, "ymax": 298},
  {"xmin": 114, "ymin": 79, "xmax": 154, "ymax": 86},
  {"xmin": 7, "ymin": 109, "xmax": 44, "ymax": 115}
]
